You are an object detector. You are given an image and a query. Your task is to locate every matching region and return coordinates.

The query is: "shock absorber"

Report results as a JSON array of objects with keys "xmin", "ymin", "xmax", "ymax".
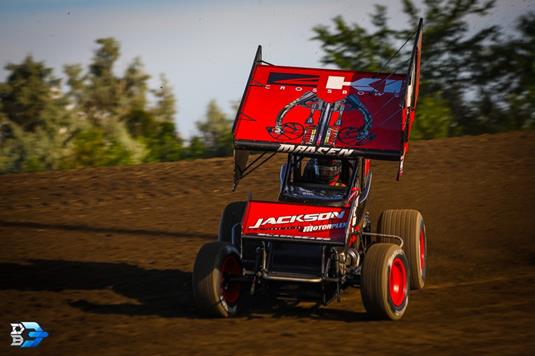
[
  {"xmin": 324, "ymin": 127, "xmax": 339, "ymax": 146},
  {"xmin": 303, "ymin": 126, "xmax": 317, "ymax": 144},
  {"xmin": 324, "ymin": 100, "xmax": 345, "ymax": 146},
  {"xmin": 302, "ymin": 100, "xmax": 323, "ymax": 145}
]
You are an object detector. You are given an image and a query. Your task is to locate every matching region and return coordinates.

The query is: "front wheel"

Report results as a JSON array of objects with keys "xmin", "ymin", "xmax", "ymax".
[
  {"xmin": 192, "ymin": 241, "xmax": 242, "ymax": 317},
  {"xmin": 360, "ymin": 243, "xmax": 410, "ymax": 320},
  {"xmin": 218, "ymin": 201, "xmax": 247, "ymax": 248}
]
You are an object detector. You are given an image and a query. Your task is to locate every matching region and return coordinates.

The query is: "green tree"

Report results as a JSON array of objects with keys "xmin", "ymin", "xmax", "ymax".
[
  {"xmin": 311, "ymin": 0, "xmax": 501, "ymax": 138},
  {"xmin": 473, "ymin": 13, "xmax": 535, "ymax": 131},
  {"xmin": 87, "ymin": 37, "xmax": 121, "ymax": 121},
  {"xmin": 410, "ymin": 92, "xmax": 454, "ymax": 139},
  {"xmin": 64, "ymin": 37, "xmax": 183, "ymax": 166},
  {"xmin": 196, "ymin": 99, "xmax": 233, "ymax": 157},
  {"xmin": 123, "ymin": 109, "xmax": 157, "ymax": 138},
  {"xmin": 312, "ymin": 5, "xmax": 398, "ymax": 73},
  {"xmin": 0, "ymin": 36, "xmax": 183, "ymax": 173},
  {"xmin": 63, "ymin": 63, "xmax": 85, "ymax": 108},
  {"xmin": 137, "ymin": 74, "xmax": 183, "ymax": 162},
  {"xmin": 187, "ymin": 136, "xmax": 207, "ymax": 159},
  {"xmin": 70, "ymin": 126, "xmax": 133, "ymax": 168},
  {"xmin": 0, "ymin": 56, "xmax": 61, "ymax": 131},
  {"xmin": 122, "ymin": 57, "xmax": 150, "ymax": 112},
  {"xmin": 144, "ymin": 121, "xmax": 183, "ymax": 162},
  {"xmin": 151, "ymin": 74, "xmax": 177, "ymax": 123},
  {"xmin": 0, "ymin": 56, "xmax": 78, "ymax": 172}
]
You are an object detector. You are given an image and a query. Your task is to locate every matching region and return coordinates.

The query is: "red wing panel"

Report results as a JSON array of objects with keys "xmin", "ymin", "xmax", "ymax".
[
  {"xmin": 234, "ymin": 65, "xmax": 406, "ymax": 159},
  {"xmin": 242, "ymin": 201, "xmax": 349, "ymax": 243}
]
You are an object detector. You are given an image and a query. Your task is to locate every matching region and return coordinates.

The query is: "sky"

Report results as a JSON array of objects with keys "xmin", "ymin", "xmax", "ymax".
[{"xmin": 1, "ymin": 0, "xmax": 533, "ymax": 138}]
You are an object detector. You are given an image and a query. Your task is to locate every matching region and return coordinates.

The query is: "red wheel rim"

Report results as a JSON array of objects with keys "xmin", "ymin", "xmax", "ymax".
[
  {"xmin": 221, "ymin": 256, "xmax": 241, "ymax": 305},
  {"xmin": 419, "ymin": 226, "xmax": 426, "ymax": 274},
  {"xmin": 389, "ymin": 257, "xmax": 407, "ymax": 307}
]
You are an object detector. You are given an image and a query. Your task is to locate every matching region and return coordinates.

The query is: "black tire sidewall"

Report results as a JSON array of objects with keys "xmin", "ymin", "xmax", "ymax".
[
  {"xmin": 361, "ymin": 243, "xmax": 410, "ymax": 320},
  {"xmin": 418, "ymin": 218, "xmax": 427, "ymax": 285},
  {"xmin": 378, "ymin": 209, "xmax": 427, "ymax": 290},
  {"xmin": 218, "ymin": 201, "xmax": 247, "ymax": 247},
  {"xmin": 192, "ymin": 242, "xmax": 242, "ymax": 317},
  {"xmin": 212, "ymin": 245, "xmax": 241, "ymax": 317},
  {"xmin": 408, "ymin": 213, "xmax": 426, "ymax": 289}
]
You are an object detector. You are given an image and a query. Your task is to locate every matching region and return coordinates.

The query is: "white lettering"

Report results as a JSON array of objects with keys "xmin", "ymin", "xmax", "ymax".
[
  {"xmin": 278, "ymin": 144, "xmax": 295, "ymax": 153},
  {"xmin": 248, "ymin": 211, "xmax": 347, "ymax": 229},
  {"xmin": 294, "ymin": 145, "xmax": 306, "ymax": 153},
  {"xmin": 278, "ymin": 144, "xmax": 355, "ymax": 157},
  {"xmin": 263, "ymin": 217, "xmax": 277, "ymax": 225},
  {"xmin": 318, "ymin": 212, "xmax": 332, "ymax": 220},
  {"xmin": 339, "ymin": 149, "xmax": 354, "ymax": 157},
  {"xmin": 327, "ymin": 148, "xmax": 340, "ymax": 155},
  {"xmin": 277, "ymin": 216, "xmax": 291, "ymax": 224},
  {"xmin": 303, "ymin": 213, "xmax": 318, "ymax": 222},
  {"xmin": 249, "ymin": 218, "xmax": 263, "ymax": 229},
  {"xmin": 304, "ymin": 146, "xmax": 316, "ymax": 154}
]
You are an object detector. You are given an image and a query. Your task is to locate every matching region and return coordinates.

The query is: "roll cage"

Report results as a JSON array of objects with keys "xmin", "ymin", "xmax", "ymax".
[
  {"xmin": 277, "ymin": 153, "xmax": 372, "ymax": 209},
  {"xmin": 278, "ymin": 154, "xmax": 359, "ymax": 206}
]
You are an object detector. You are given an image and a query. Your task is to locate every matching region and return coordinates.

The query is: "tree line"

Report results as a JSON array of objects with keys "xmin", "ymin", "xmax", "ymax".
[
  {"xmin": 0, "ymin": 0, "xmax": 533, "ymax": 173},
  {"xmin": 312, "ymin": 0, "xmax": 534, "ymax": 139},
  {"xmin": 0, "ymin": 37, "xmax": 233, "ymax": 173}
]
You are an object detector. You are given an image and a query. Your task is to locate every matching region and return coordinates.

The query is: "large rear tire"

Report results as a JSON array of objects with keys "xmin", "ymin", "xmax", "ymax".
[
  {"xmin": 377, "ymin": 209, "xmax": 427, "ymax": 290},
  {"xmin": 361, "ymin": 243, "xmax": 409, "ymax": 320},
  {"xmin": 192, "ymin": 241, "xmax": 242, "ymax": 317},
  {"xmin": 218, "ymin": 201, "xmax": 247, "ymax": 247}
]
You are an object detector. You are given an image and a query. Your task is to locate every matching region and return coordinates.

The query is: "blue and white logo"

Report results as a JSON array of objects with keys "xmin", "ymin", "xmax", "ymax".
[{"xmin": 10, "ymin": 322, "xmax": 48, "ymax": 348}]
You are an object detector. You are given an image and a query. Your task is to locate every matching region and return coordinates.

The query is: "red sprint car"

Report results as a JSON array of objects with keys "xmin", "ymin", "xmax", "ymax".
[{"xmin": 193, "ymin": 19, "xmax": 427, "ymax": 320}]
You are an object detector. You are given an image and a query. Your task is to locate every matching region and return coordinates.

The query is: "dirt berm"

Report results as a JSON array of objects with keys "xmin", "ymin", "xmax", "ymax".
[{"xmin": 1, "ymin": 131, "xmax": 534, "ymax": 354}]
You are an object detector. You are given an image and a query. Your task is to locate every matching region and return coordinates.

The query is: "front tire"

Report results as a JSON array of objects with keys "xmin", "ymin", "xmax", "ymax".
[
  {"xmin": 378, "ymin": 209, "xmax": 427, "ymax": 290},
  {"xmin": 218, "ymin": 201, "xmax": 247, "ymax": 247},
  {"xmin": 192, "ymin": 241, "xmax": 242, "ymax": 317},
  {"xmin": 361, "ymin": 243, "xmax": 409, "ymax": 320}
]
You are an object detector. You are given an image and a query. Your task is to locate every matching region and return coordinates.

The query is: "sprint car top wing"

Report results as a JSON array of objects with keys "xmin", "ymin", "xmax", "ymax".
[{"xmin": 232, "ymin": 19, "xmax": 423, "ymax": 187}]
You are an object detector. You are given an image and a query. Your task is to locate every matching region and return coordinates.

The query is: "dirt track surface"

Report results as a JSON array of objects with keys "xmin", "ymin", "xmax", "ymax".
[{"xmin": 1, "ymin": 131, "xmax": 535, "ymax": 354}]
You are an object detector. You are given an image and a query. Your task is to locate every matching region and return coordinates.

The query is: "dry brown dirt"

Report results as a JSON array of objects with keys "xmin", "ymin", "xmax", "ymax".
[{"xmin": 1, "ymin": 131, "xmax": 535, "ymax": 355}]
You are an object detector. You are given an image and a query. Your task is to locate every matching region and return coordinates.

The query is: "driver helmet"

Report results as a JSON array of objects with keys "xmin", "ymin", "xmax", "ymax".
[{"xmin": 309, "ymin": 158, "xmax": 342, "ymax": 184}]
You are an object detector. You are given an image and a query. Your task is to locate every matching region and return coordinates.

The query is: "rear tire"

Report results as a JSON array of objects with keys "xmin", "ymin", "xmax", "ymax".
[
  {"xmin": 377, "ymin": 209, "xmax": 427, "ymax": 290},
  {"xmin": 361, "ymin": 243, "xmax": 409, "ymax": 320},
  {"xmin": 218, "ymin": 201, "xmax": 247, "ymax": 247},
  {"xmin": 192, "ymin": 241, "xmax": 242, "ymax": 317}
]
